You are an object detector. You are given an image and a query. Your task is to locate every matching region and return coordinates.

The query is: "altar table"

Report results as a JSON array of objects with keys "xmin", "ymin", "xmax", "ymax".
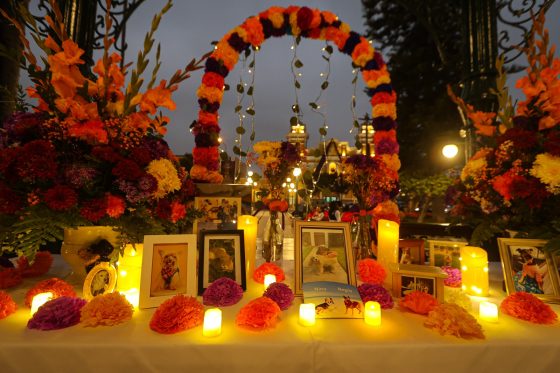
[{"xmin": 1, "ymin": 255, "xmax": 560, "ymax": 373}]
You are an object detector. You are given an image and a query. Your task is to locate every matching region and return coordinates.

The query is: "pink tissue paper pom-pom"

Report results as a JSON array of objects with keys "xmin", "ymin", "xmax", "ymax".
[
  {"xmin": 236, "ymin": 296, "xmax": 281, "ymax": 331},
  {"xmin": 0, "ymin": 290, "xmax": 17, "ymax": 319},
  {"xmin": 150, "ymin": 294, "xmax": 204, "ymax": 334},
  {"xmin": 441, "ymin": 266, "xmax": 462, "ymax": 287},
  {"xmin": 27, "ymin": 296, "xmax": 87, "ymax": 331},
  {"xmin": 358, "ymin": 283, "xmax": 393, "ymax": 309},
  {"xmin": 357, "ymin": 258, "xmax": 386, "ymax": 285},
  {"xmin": 203, "ymin": 277, "xmax": 244, "ymax": 307},
  {"xmin": 263, "ymin": 282, "xmax": 294, "ymax": 310}
]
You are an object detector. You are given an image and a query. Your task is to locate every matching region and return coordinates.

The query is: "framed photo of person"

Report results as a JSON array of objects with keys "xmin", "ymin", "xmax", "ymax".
[
  {"xmin": 193, "ymin": 196, "xmax": 242, "ymax": 235},
  {"xmin": 198, "ymin": 230, "xmax": 246, "ymax": 295},
  {"xmin": 139, "ymin": 234, "xmax": 197, "ymax": 308},
  {"xmin": 498, "ymin": 238, "xmax": 560, "ymax": 303},
  {"xmin": 427, "ymin": 239, "xmax": 468, "ymax": 269},
  {"xmin": 398, "ymin": 238, "xmax": 426, "ymax": 265},
  {"xmin": 294, "ymin": 221, "xmax": 355, "ymax": 296},
  {"xmin": 83, "ymin": 262, "xmax": 117, "ymax": 300}
]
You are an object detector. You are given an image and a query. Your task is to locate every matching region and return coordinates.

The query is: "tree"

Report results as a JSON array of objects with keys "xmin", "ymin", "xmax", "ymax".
[{"xmin": 361, "ymin": 0, "xmax": 465, "ymax": 174}]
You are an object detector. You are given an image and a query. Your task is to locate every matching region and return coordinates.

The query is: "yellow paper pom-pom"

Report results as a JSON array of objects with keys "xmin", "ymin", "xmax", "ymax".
[{"xmin": 80, "ymin": 292, "xmax": 133, "ymax": 327}]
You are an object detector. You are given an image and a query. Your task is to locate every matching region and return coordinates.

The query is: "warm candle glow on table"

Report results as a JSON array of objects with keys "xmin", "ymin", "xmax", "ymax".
[
  {"xmin": 121, "ymin": 288, "xmax": 140, "ymax": 308},
  {"xmin": 264, "ymin": 274, "xmax": 276, "ymax": 290},
  {"xmin": 117, "ymin": 244, "xmax": 143, "ymax": 294},
  {"xmin": 203, "ymin": 308, "xmax": 222, "ymax": 337},
  {"xmin": 377, "ymin": 219, "xmax": 399, "ymax": 288},
  {"xmin": 479, "ymin": 301, "xmax": 498, "ymax": 323},
  {"xmin": 238, "ymin": 215, "xmax": 258, "ymax": 283},
  {"xmin": 299, "ymin": 303, "xmax": 316, "ymax": 326},
  {"xmin": 30, "ymin": 292, "xmax": 53, "ymax": 316},
  {"xmin": 364, "ymin": 301, "xmax": 381, "ymax": 326},
  {"xmin": 460, "ymin": 246, "xmax": 489, "ymax": 296}
]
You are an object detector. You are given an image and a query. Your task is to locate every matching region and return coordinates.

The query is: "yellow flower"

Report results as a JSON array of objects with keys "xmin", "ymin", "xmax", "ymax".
[
  {"xmin": 530, "ymin": 153, "xmax": 560, "ymax": 194},
  {"xmin": 147, "ymin": 158, "xmax": 181, "ymax": 198},
  {"xmin": 460, "ymin": 157, "xmax": 487, "ymax": 183}
]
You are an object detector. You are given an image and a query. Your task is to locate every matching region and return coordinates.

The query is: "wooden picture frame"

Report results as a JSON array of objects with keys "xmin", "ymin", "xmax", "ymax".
[
  {"xmin": 399, "ymin": 238, "xmax": 426, "ymax": 265},
  {"xmin": 498, "ymin": 238, "xmax": 560, "ymax": 303},
  {"xmin": 198, "ymin": 230, "xmax": 246, "ymax": 295},
  {"xmin": 193, "ymin": 196, "xmax": 242, "ymax": 235},
  {"xmin": 427, "ymin": 239, "xmax": 468, "ymax": 269},
  {"xmin": 139, "ymin": 234, "xmax": 197, "ymax": 308},
  {"xmin": 83, "ymin": 262, "xmax": 117, "ymax": 300},
  {"xmin": 294, "ymin": 221, "xmax": 355, "ymax": 296},
  {"xmin": 389, "ymin": 263, "xmax": 447, "ymax": 302}
]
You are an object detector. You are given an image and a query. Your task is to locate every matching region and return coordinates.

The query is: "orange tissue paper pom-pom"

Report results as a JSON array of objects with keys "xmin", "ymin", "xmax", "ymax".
[
  {"xmin": 236, "ymin": 296, "xmax": 281, "ymax": 331},
  {"xmin": 81, "ymin": 292, "xmax": 134, "ymax": 327},
  {"xmin": 17, "ymin": 251, "xmax": 53, "ymax": 277},
  {"xmin": 425, "ymin": 303, "xmax": 485, "ymax": 339},
  {"xmin": 0, "ymin": 290, "xmax": 17, "ymax": 320},
  {"xmin": 500, "ymin": 292, "xmax": 558, "ymax": 324},
  {"xmin": 253, "ymin": 262, "xmax": 285, "ymax": 284},
  {"xmin": 357, "ymin": 258, "xmax": 386, "ymax": 285},
  {"xmin": 25, "ymin": 277, "xmax": 76, "ymax": 307},
  {"xmin": 399, "ymin": 291, "xmax": 439, "ymax": 315},
  {"xmin": 150, "ymin": 294, "xmax": 204, "ymax": 334},
  {"xmin": 0, "ymin": 267, "xmax": 22, "ymax": 289}
]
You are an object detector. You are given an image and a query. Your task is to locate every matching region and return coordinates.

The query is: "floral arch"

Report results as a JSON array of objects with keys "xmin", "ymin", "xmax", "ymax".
[{"xmin": 191, "ymin": 5, "xmax": 400, "ymax": 214}]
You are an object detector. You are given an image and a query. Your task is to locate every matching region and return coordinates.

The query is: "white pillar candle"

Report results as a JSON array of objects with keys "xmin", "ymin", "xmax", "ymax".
[
  {"xmin": 117, "ymin": 244, "xmax": 143, "ymax": 294},
  {"xmin": 364, "ymin": 301, "xmax": 381, "ymax": 326},
  {"xmin": 264, "ymin": 274, "xmax": 276, "ymax": 290},
  {"xmin": 377, "ymin": 219, "xmax": 399, "ymax": 288},
  {"xmin": 460, "ymin": 246, "xmax": 489, "ymax": 296},
  {"xmin": 203, "ymin": 308, "xmax": 222, "ymax": 337},
  {"xmin": 30, "ymin": 292, "xmax": 53, "ymax": 316},
  {"xmin": 299, "ymin": 303, "xmax": 316, "ymax": 326},
  {"xmin": 238, "ymin": 215, "xmax": 258, "ymax": 283},
  {"xmin": 121, "ymin": 288, "xmax": 140, "ymax": 308},
  {"xmin": 479, "ymin": 301, "xmax": 498, "ymax": 323}
]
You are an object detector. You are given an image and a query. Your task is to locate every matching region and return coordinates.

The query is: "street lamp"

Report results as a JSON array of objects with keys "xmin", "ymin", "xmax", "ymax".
[
  {"xmin": 292, "ymin": 167, "xmax": 302, "ymax": 214},
  {"xmin": 442, "ymin": 144, "xmax": 459, "ymax": 159}
]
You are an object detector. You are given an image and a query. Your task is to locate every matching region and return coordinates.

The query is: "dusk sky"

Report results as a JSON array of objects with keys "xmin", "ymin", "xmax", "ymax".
[{"xmin": 23, "ymin": 0, "xmax": 560, "ymax": 155}]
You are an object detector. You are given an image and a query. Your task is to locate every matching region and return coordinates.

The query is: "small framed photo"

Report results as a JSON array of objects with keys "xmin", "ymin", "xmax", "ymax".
[
  {"xmin": 198, "ymin": 230, "xmax": 246, "ymax": 294},
  {"xmin": 427, "ymin": 239, "xmax": 468, "ymax": 269},
  {"xmin": 389, "ymin": 263, "xmax": 447, "ymax": 302},
  {"xmin": 194, "ymin": 196, "xmax": 242, "ymax": 234},
  {"xmin": 83, "ymin": 262, "xmax": 117, "ymax": 300},
  {"xmin": 399, "ymin": 238, "xmax": 426, "ymax": 265},
  {"xmin": 294, "ymin": 221, "xmax": 355, "ymax": 296},
  {"xmin": 139, "ymin": 234, "xmax": 197, "ymax": 308},
  {"xmin": 498, "ymin": 238, "xmax": 560, "ymax": 303}
]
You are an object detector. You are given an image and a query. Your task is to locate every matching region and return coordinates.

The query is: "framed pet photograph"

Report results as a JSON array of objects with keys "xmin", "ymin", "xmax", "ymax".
[
  {"xmin": 399, "ymin": 238, "xmax": 426, "ymax": 265},
  {"xmin": 83, "ymin": 262, "xmax": 117, "ymax": 300},
  {"xmin": 427, "ymin": 239, "xmax": 468, "ymax": 269},
  {"xmin": 294, "ymin": 221, "xmax": 355, "ymax": 296},
  {"xmin": 139, "ymin": 234, "xmax": 197, "ymax": 308},
  {"xmin": 389, "ymin": 263, "xmax": 447, "ymax": 302},
  {"xmin": 498, "ymin": 238, "xmax": 560, "ymax": 303},
  {"xmin": 193, "ymin": 196, "xmax": 242, "ymax": 234},
  {"xmin": 198, "ymin": 230, "xmax": 246, "ymax": 294}
]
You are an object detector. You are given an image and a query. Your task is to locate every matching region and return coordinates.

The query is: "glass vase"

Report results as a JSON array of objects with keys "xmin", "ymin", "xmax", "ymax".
[
  {"xmin": 262, "ymin": 210, "xmax": 284, "ymax": 262},
  {"xmin": 353, "ymin": 215, "xmax": 373, "ymax": 261}
]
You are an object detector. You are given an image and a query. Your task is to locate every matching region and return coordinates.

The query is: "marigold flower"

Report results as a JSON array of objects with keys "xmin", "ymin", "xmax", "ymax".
[{"xmin": 147, "ymin": 158, "xmax": 181, "ymax": 199}]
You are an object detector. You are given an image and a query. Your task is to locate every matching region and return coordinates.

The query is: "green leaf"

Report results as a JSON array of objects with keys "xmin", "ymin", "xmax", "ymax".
[
  {"xmin": 246, "ymin": 108, "xmax": 255, "ymax": 116},
  {"xmin": 319, "ymin": 127, "xmax": 327, "ymax": 136},
  {"xmin": 290, "ymin": 116, "xmax": 298, "ymax": 126},
  {"xmin": 295, "ymin": 36, "xmax": 301, "ymax": 45},
  {"xmin": 233, "ymin": 146, "xmax": 242, "ymax": 155},
  {"xmin": 325, "ymin": 45, "xmax": 333, "ymax": 54},
  {"xmin": 236, "ymin": 126, "xmax": 246, "ymax": 134},
  {"xmin": 322, "ymin": 55, "xmax": 330, "ymax": 62},
  {"xmin": 295, "ymin": 80, "xmax": 301, "ymax": 89},
  {"xmin": 309, "ymin": 102, "xmax": 318, "ymax": 109},
  {"xmin": 292, "ymin": 104, "xmax": 300, "ymax": 113},
  {"xmin": 250, "ymin": 131, "xmax": 256, "ymax": 141},
  {"xmin": 234, "ymin": 105, "xmax": 242, "ymax": 113},
  {"xmin": 224, "ymin": 84, "xmax": 230, "ymax": 91},
  {"xmin": 294, "ymin": 60, "xmax": 303, "ymax": 68},
  {"xmin": 321, "ymin": 81, "xmax": 329, "ymax": 90},
  {"xmin": 236, "ymin": 84, "xmax": 244, "ymax": 94},
  {"xmin": 249, "ymin": 60, "xmax": 255, "ymax": 68},
  {"xmin": 244, "ymin": 48, "xmax": 251, "ymax": 58},
  {"xmin": 353, "ymin": 120, "xmax": 360, "ymax": 128},
  {"xmin": 352, "ymin": 76, "xmax": 358, "ymax": 84},
  {"xmin": 247, "ymin": 86, "xmax": 253, "ymax": 95}
]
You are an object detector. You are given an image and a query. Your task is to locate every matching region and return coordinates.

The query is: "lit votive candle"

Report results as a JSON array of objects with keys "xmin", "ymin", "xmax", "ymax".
[
  {"xmin": 479, "ymin": 301, "xmax": 498, "ymax": 323},
  {"xmin": 264, "ymin": 274, "xmax": 276, "ymax": 290},
  {"xmin": 203, "ymin": 308, "xmax": 222, "ymax": 337},
  {"xmin": 30, "ymin": 292, "xmax": 53, "ymax": 316},
  {"xmin": 364, "ymin": 301, "xmax": 381, "ymax": 327},
  {"xmin": 299, "ymin": 303, "xmax": 316, "ymax": 326},
  {"xmin": 121, "ymin": 288, "xmax": 140, "ymax": 308},
  {"xmin": 460, "ymin": 246, "xmax": 489, "ymax": 296}
]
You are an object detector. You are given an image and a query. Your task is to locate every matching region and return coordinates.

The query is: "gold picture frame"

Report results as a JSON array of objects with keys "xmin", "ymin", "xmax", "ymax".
[
  {"xmin": 83, "ymin": 262, "xmax": 117, "ymax": 300},
  {"xmin": 498, "ymin": 238, "xmax": 560, "ymax": 303},
  {"xmin": 427, "ymin": 239, "xmax": 468, "ymax": 269},
  {"xmin": 193, "ymin": 196, "xmax": 242, "ymax": 235},
  {"xmin": 294, "ymin": 221, "xmax": 355, "ymax": 296},
  {"xmin": 139, "ymin": 234, "xmax": 197, "ymax": 308}
]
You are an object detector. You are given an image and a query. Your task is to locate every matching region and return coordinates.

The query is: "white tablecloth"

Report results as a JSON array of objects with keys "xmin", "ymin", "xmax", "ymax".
[{"xmin": 1, "ymin": 255, "xmax": 560, "ymax": 373}]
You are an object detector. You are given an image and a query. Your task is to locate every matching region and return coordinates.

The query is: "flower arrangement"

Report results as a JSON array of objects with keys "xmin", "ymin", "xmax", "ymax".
[
  {"xmin": 448, "ymin": 14, "xmax": 560, "ymax": 252},
  {"xmin": 253, "ymin": 141, "xmax": 301, "ymax": 200},
  {"xmin": 0, "ymin": 0, "xmax": 207, "ymax": 259}
]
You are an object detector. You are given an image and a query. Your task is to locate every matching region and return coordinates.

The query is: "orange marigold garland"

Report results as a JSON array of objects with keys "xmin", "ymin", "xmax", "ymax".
[
  {"xmin": 253, "ymin": 262, "xmax": 285, "ymax": 283},
  {"xmin": 399, "ymin": 291, "xmax": 439, "ymax": 315},
  {"xmin": 150, "ymin": 294, "xmax": 204, "ymax": 334},
  {"xmin": 24, "ymin": 277, "xmax": 76, "ymax": 307},
  {"xmin": 357, "ymin": 258, "xmax": 386, "ymax": 285},
  {"xmin": 17, "ymin": 251, "xmax": 53, "ymax": 277},
  {"xmin": 425, "ymin": 303, "xmax": 485, "ymax": 339},
  {"xmin": 0, "ymin": 267, "xmax": 22, "ymax": 289},
  {"xmin": 80, "ymin": 292, "xmax": 133, "ymax": 327},
  {"xmin": 235, "ymin": 296, "xmax": 281, "ymax": 331},
  {"xmin": 500, "ymin": 292, "xmax": 558, "ymax": 324},
  {"xmin": 0, "ymin": 290, "xmax": 17, "ymax": 320}
]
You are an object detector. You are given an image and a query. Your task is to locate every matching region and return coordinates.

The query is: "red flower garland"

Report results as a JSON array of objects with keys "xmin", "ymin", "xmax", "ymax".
[
  {"xmin": 24, "ymin": 277, "xmax": 76, "ymax": 307},
  {"xmin": 253, "ymin": 262, "xmax": 285, "ymax": 283},
  {"xmin": 500, "ymin": 292, "xmax": 558, "ymax": 324}
]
